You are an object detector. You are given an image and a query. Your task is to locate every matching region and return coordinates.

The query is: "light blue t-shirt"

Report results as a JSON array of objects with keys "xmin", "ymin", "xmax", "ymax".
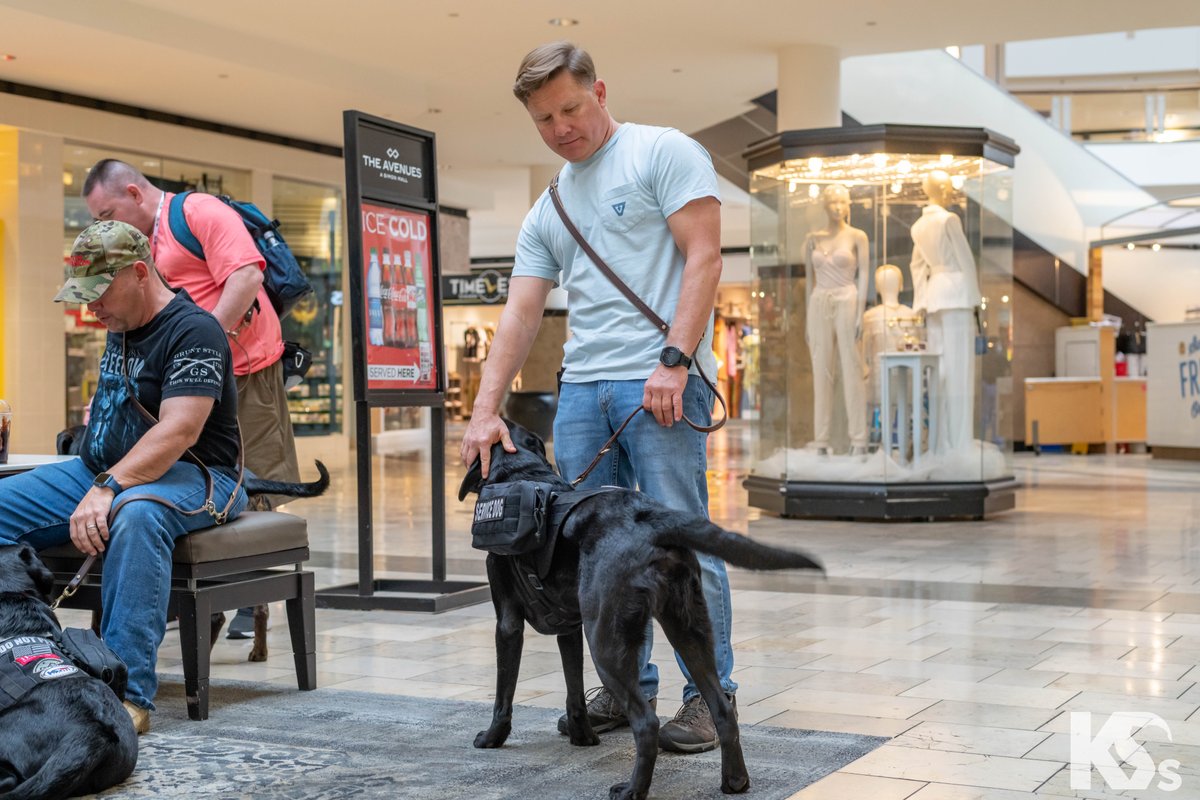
[{"xmin": 513, "ymin": 123, "xmax": 720, "ymax": 383}]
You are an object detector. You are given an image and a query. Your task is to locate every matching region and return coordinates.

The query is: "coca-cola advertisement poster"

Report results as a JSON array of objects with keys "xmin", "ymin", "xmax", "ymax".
[{"xmin": 360, "ymin": 201, "xmax": 439, "ymax": 392}]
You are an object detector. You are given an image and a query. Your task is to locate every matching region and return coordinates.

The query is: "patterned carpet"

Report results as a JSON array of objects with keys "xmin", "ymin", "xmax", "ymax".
[{"xmin": 96, "ymin": 678, "xmax": 886, "ymax": 799}]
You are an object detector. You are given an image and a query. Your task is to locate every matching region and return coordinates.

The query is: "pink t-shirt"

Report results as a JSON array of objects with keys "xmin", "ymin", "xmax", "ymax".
[{"xmin": 151, "ymin": 192, "xmax": 283, "ymax": 376}]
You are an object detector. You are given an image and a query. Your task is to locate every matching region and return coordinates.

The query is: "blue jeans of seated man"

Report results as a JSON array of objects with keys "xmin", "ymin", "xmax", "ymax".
[
  {"xmin": 553, "ymin": 375, "xmax": 737, "ymax": 703},
  {"xmin": 0, "ymin": 458, "xmax": 248, "ymax": 711}
]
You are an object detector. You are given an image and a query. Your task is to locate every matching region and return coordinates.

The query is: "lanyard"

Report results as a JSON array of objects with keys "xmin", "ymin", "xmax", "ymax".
[{"xmin": 149, "ymin": 192, "xmax": 166, "ymax": 260}]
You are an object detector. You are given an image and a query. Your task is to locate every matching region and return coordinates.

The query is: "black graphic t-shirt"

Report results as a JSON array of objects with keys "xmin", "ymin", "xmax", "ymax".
[{"xmin": 80, "ymin": 290, "xmax": 239, "ymax": 474}]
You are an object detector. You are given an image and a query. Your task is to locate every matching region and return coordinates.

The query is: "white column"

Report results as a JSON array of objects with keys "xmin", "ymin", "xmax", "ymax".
[
  {"xmin": 0, "ymin": 128, "xmax": 67, "ymax": 452},
  {"xmin": 777, "ymin": 45, "xmax": 842, "ymax": 132}
]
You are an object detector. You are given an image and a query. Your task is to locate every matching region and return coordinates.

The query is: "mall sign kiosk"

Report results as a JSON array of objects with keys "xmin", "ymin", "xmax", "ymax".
[
  {"xmin": 319, "ymin": 111, "xmax": 488, "ymax": 611},
  {"xmin": 743, "ymin": 125, "xmax": 1019, "ymax": 520}
]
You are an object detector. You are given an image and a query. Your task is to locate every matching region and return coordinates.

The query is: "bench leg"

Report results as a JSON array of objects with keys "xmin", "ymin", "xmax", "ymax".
[
  {"xmin": 285, "ymin": 571, "xmax": 316, "ymax": 691},
  {"xmin": 177, "ymin": 591, "xmax": 213, "ymax": 720}
]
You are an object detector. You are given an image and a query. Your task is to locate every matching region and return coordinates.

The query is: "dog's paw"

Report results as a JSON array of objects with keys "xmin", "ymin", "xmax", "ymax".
[
  {"xmin": 248, "ymin": 645, "xmax": 268, "ymax": 663},
  {"xmin": 473, "ymin": 724, "xmax": 510, "ymax": 749},
  {"xmin": 608, "ymin": 783, "xmax": 645, "ymax": 800},
  {"xmin": 568, "ymin": 728, "xmax": 600, "ymax": 747},
  {"xmin": 721, "ymin": 773, "xmax": 751, "ymax": 794}
]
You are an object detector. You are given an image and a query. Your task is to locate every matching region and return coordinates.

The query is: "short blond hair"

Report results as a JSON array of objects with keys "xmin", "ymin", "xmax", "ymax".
[{"xmin": 513, "ymin": 42, "xmax": 596, "ymax": 104}]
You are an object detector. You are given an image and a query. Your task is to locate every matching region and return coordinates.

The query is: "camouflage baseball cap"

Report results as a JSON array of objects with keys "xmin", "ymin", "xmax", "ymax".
[{"xmin": 54, "ymin": 220, "xmax": 153, "ymax": 303}]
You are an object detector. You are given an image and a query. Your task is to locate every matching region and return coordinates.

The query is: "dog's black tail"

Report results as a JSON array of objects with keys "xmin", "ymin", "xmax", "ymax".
[
  {"xmin": 655, "ymin": 518, "xmax": 824, "ymax": 574},
  {"xmin": 244, "ymin": 460, "xmax": 330, "ymax": 499}
]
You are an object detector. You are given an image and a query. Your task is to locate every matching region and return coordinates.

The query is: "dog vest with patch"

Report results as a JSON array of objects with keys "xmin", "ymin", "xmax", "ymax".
[
  {"xmin": 0, "ymin": 635, "xmax": 87, "ymax": 711},
  {"xmin": 474, "ymin": 485, "xmax": 619, "ymax": 636}
]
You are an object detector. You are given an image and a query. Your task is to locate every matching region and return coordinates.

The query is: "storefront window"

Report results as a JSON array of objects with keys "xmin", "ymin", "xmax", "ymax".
[
  {"xmin": 62, "ymin": 143, "xmax": 250, "ymax": 427},
  {"xmin": 272, "ymin": 177, "xmax": 344, "ymax": 436}
]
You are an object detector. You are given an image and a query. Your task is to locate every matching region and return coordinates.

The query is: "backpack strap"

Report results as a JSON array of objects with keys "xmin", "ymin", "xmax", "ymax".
[{"xmin": 167, "ymin": 191, "xmax": 206, "ymax": 261}]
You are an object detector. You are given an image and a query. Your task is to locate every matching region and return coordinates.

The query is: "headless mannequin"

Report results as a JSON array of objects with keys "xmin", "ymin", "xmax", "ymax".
[
  {"xmin": 804, "ymin": 185, "xmax": 869, "ymax": 453},
  {"xmin": 910, "ymin": 171, "xmax": 981, "ymax": 455},
  {"xmin": 861, "ymin": 264, "xmax": 919, "ymax": 405}
]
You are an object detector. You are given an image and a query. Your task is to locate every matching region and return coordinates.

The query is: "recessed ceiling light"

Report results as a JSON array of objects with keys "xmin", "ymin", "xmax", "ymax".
[
  {"xmin": 448, "ymin": 11, "xmax": 459, "ymax": 17},
  {"xmin": 865, "ymin": 20, "xmax": 876, "ymax": 26},
  {"xmin": 672, "ymin": 68, "xmax": 682, "ymax": 73},
  {"xmin": 218, "ymin": 73, "xmax": 229, "ymax": 79},
  {"xmin": 427, "ymin": 108, "xmax": 442, "ymax": 114},
  {"xmin": 548, "ymin": 17, "xmax": 578, "ymax": 26}
]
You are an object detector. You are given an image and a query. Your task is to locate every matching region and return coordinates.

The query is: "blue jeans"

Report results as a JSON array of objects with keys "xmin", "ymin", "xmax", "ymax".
[
  {"xmin": 0, "ymin": 458, "xmax": 248, "ymax": 710},
  {"xmin": 553, "ymin": 376, "xmax": 737, "ymax": 703}
]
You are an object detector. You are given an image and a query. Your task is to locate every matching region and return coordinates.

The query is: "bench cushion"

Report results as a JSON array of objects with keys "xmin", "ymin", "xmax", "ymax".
[{"xmin": 40, "ymin": 511, "xmax": 308, "ymax": 564}]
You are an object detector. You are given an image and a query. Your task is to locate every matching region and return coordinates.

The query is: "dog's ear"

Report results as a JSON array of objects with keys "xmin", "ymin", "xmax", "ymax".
[
  {"xmin": 501, "ymin": 417, "xmax": 546, "ymax": 459},
  {"xmin": 19, "ymin": 544, "xmax": 54, "ymax": 601},
  {"xmin": 458, "ymin": 456, "xmax": 484, "ymax": 501}
]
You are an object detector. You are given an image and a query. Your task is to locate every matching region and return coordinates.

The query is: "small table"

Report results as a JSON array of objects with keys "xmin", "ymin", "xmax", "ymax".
[
  {"xmin": 0, "ymin": 454, "xmax": 78, "ymax": 477},
  {"xmin": 878, "ymin": 352, "xmax": 940, "ymax": 467}
]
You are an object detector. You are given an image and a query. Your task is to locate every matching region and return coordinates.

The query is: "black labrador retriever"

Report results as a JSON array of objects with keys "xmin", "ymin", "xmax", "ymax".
[
  {"xmin": 56, "ymin": 424, "xmax": 330, "ymax": 663},
  {"xmin": 0, "ymin": 544, "xmax": 138, "ymax": 800},
  {"xmin": 459, "ymin": 421, "xmax": 824, "ymax": 800}
]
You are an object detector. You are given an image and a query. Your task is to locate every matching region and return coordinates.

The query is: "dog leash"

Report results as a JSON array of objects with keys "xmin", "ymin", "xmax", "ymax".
[{"xmin": 548, "ymin": 175, "xmax": 728, "ymax": 487}]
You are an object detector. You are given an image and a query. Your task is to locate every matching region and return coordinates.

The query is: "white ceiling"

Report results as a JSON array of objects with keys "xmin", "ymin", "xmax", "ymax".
[{"xmin": 3, "ymin": 0, "xmax": 1200, "ymax": 176}]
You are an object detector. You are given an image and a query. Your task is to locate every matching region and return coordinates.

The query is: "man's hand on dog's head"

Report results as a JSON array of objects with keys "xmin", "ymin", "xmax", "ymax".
[{"xmin": 461, "ymin": 412, "xmax": 516, "ymax": 479}]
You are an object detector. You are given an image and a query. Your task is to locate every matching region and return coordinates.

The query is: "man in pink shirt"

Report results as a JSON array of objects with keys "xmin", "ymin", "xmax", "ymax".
[{"xmin": 83, "ymin": 159, "xmax": 300, "ymax": 637}]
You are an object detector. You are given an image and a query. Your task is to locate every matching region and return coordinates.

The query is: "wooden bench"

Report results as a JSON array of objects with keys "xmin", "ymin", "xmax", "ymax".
[{"xmin": 41, "ymin": 510, "xmax": 316, "ymax": 720}]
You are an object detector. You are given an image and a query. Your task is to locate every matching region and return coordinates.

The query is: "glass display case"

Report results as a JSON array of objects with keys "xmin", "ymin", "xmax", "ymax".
[{"xmin": 742, "ymin": 125, "xmax": 1019, "ymax": 519}]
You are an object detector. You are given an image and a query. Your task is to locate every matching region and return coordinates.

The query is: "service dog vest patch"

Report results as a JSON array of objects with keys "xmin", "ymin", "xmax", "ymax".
[{"xmin": 0, "ymin": 635, "xmax": 87, "ymax": 711}]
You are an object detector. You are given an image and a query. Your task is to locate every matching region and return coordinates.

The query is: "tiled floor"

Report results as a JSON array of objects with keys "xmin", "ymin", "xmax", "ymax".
[{"xmin": 140, "ymin": 422, "xmax": 1200, "ymax": 798}]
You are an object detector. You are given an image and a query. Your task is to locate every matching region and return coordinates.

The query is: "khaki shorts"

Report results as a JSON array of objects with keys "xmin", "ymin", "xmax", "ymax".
[{"xmin": 236, "ymin": 359, "xmax": 300, "ymax": 509}]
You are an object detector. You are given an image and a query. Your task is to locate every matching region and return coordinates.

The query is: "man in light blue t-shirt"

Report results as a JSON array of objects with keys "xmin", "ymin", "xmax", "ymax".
[{"xmin": 460, "ymin": 41, "xmax": 735, "ymax": 755}]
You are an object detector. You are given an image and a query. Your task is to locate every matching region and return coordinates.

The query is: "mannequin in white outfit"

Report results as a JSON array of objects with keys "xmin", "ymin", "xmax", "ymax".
[
  {"xmin": 861, "ymin": 264, "xmax": 920, "ymax": 405},
  {"xmin": 909, "ymin": 171, "xmax": 981, "ymax": 455},
  {"xmin": 804, "ymin": 185, "xmax": 868, "ymax": 454}
]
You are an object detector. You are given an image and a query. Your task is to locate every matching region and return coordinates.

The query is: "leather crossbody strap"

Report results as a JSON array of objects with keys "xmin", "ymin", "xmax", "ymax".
[
  {"xmin": 547, "ymin": 174, "xmax": 727, "ymax": 487},
  {"xmin": 549, "ymin": 175, "xmax": 670, "ymax": 335}
]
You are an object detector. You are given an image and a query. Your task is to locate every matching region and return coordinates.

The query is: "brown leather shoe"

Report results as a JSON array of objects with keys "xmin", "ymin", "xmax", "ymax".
[{"xmin": 123, "ymin": 700, "xmax": 150, "ymax": 735}]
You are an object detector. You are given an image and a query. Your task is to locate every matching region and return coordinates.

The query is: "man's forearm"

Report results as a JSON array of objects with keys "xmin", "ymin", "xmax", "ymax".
[
  {"xmin": 213, "ymin": 265, "xmax": 263, "ymax": 331},
  {"xmin": 105, "ymin": 421, "xmax": 202, "ymax": 489},
  {"xmin": 668, "ymin": 251, "xmax": 722, "ymax": 357}
]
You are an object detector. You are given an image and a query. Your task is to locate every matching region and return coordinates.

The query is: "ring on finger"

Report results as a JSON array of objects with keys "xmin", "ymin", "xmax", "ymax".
[{"xmin": 86, "ymin": 523, "xmax": 98, "ymax": 531}]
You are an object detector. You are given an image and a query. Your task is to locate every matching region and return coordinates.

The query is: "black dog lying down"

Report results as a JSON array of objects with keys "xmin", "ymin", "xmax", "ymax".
[
  {"xmin": 459, "ymin": 421, "xmax": 824, "ymax": 800},
  {"xmin": 0, "ymin": 544, "xmax": 138, "ymax": 800}
]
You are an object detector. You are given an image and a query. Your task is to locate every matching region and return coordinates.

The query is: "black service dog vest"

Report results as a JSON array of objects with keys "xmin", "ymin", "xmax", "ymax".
[
  {"xmin": 473, "ymin": 484, "xmax": 618, "ymax": 636},
  {"xmin": 0, "ymin": 635, "xmax": 87, "ymax": 711}
]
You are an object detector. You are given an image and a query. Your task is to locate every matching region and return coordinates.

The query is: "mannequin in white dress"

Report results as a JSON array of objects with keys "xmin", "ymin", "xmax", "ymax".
[
  {"xmin": 909, "ymin": 170, "xmax": 981, "ymax": 454},
  {"xmin": 804, "ymin": 185, "xmax": 869, "ymax": 454}
]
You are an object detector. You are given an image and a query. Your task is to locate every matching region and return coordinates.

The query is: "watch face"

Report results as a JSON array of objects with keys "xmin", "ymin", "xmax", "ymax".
[{"xmin": 661, "ymin": 347, "xmax": 681, "ymax": 366}]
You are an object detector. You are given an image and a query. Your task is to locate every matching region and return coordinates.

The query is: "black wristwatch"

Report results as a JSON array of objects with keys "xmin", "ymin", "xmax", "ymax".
[
  {"xmin": 659, "ymin": 346, "xmax": 692, "ymax": 369},
  {"xmin": 92, "ymin": 472, "xmax": 124, "ymax": 495}
]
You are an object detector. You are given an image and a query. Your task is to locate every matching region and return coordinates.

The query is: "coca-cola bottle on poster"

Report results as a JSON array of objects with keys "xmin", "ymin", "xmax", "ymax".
[
  {"xmin": 405, "ymin": 251, "xmax": 418, "ymax": 350},
  {"xmin": 381, "ymin": 250, "xmax": 394, "ymax": 348},
  {"xmin": 367, "ymin": 247, "xmax": 383, "ymax": 346},
  {"xmin": 392, "ymin": 251, "xmax": 404, "ymax": 349},
  {"xmin": 414, "ymin": 251, "xmax": 432, "ymax": 382}
]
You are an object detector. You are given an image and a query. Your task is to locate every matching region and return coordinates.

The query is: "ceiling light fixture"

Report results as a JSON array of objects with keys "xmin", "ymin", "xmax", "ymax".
[
  {"xmin": 1152, "ymin": 243, "xmax": 1162, "ymax": 251},
  {"xmin": 548, "ymin": 17, "xmax": 578, "ymax": 27}
]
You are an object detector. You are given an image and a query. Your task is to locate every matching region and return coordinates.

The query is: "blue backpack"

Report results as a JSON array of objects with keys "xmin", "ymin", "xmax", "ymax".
[{"xmin": 167, "ymin": 191, "xmax": 313, "ymax": 318}]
